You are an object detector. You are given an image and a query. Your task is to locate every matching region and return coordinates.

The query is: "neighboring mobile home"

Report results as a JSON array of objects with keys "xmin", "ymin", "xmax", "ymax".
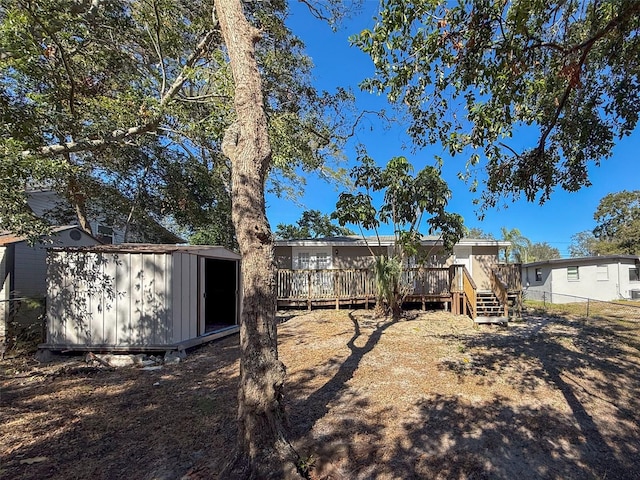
[
  {"xmin": 274, "ymin": 236, "xmax": 521, "ymax": 319},
  {"xmin": 42, "ymin": 244, "xmax": 240, "ymax": 352},
  {"xmin": 522, "ymin": 255, "xmax": 640, "ymax": 303}
]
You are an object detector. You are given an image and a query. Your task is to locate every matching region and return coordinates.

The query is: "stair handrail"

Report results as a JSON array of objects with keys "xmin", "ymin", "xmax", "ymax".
[
  {"xmin": 490, "ymin": 269, "xmax": 509, "ymax": 317},
  {"xmin": 462, "ymin": 266, "xmax": 476, "ymax": 318}
]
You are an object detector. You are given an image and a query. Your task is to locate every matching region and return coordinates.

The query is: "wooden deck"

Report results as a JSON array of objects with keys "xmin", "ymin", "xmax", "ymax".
[{"xmin": 276, "ymin": 264, "xmax": 522, "ymax": 318}]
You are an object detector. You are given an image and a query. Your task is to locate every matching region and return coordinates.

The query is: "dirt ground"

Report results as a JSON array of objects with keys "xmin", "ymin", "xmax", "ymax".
[{"xmin": 2, "ymin": 308, "xmax": 639, "ymax": 479}]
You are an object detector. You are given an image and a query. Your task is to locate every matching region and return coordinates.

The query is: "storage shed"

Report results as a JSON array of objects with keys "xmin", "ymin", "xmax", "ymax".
[{"xmin": 42, "ymin": 244, "xmax": 241, "ymax": 352}]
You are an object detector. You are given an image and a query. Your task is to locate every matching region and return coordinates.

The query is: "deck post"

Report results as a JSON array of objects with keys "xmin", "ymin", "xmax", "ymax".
[
  {"xmin": 334, "ymin": 270, "xmax": 340, "ymax": 310},
  {"xmin": 307, "ymin": 270, "xmax": 312, "ymax": 311},
  {"xmin": 462, "ymin": 293, "xmax": 467, "ymax": 316}
]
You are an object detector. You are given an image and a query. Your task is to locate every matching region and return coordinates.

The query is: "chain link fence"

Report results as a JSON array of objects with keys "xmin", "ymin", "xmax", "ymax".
[{"xmin": 523, "ymin": 290, "xmax": 640, "ymax": 321}]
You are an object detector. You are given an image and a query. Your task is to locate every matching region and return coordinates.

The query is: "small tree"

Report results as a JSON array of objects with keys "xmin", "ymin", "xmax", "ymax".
[
  {"xmin": 333, "ymin": 154, "xmax": 464, "ymax": 319},
  {"xmin": 275, "ymin": 209, "xmax": 354, "ymax": 239},
  {"xmin": 569, "ymin": 230, "xmax": 600, "ymax": 257},
  {"xmin": 500, "ymin": 227, "xmax": 531, "ymax": 263},
  {"xmin": 528, "ymin": 242, "xmax": 561, "ymax": 262}
]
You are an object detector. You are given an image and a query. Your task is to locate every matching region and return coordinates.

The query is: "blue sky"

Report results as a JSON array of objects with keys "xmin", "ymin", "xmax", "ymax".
[{"xmin": 265, "ymin": 2, "xmax": 639, "ymax": 257}]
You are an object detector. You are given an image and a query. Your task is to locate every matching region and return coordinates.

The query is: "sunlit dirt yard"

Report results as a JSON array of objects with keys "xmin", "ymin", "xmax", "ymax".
[{"xmin": 2, "ymin": 308, "xmax": 639, "ymax": 479}]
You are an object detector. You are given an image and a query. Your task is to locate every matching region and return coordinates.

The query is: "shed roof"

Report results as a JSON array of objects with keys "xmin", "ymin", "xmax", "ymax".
[{"xmin": 50, "ymin": 243, "xmax": 241, "ymax": 259}]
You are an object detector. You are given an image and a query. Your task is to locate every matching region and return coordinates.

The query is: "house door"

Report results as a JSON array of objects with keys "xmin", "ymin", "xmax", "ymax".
[
  {"xmin": 199, "ymin": 258, "xmax": 238, "ymax": 334},
  {"xmin": 453, "ymin": 245, "xmax": 472, "ymax": 275}
]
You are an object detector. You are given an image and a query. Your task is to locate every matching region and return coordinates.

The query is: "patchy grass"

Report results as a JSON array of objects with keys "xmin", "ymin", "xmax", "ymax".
[{"xmin": 2, "ymin": 309, "xmax": 639, "ymax": 479}]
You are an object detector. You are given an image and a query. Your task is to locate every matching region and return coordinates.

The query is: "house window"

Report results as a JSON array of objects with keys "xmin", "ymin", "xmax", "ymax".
[
  {"xmin": 298, "ymin": 252, "xmax": 310, "ymax": 270},
  {"xmin": 535, "ymin": 268, "xmax": 542, "ymax": 282},
  {"xmin": 316, "ymin": 253, "xmax": 329, "ymax": 270},
  {"xmin": 629, "ymin": 267, "xmax": 640, "ymax": 282},
  {"xmin": 567, "ymin": 266, "xmax": 579, "ymax": 281},
  {"xmin": 597, "ymin": 264, "xmax": 609, "ymax": 281},
  {"xmin": 96, "ymin": 224, "xmax": 114, "ymax": 244}
]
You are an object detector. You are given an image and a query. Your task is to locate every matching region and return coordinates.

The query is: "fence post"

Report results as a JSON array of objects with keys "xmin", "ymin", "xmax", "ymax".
[
  {"xmin": 586, "ymin": 298, "xmax": 590, "ymax": 318},
  {"xmin": 543, "ymin": 291, "xmax": 546, "ymax": 309}
]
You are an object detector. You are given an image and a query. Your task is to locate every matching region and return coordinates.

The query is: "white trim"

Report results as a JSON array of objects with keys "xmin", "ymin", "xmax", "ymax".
[{"xmin": 292, "ymin": 246, "xmax": 333, "ymax": 270}]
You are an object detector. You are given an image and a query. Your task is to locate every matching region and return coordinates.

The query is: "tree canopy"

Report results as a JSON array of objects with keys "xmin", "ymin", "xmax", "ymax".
[
  {"xmin": 528, "ymin": 242, "xmax": 561, "ymax": 262},
  {"xmin": 569, "ymin": 230, "xmax": 600, "ymax": 257},
  {"xmin": 275, "ymin": 209, "xmax": 354, "ymax": 239},
  {"xmin": 465, "ymin": 227, "xmax": 495, "ymax": 239},
  {"xmin": 500, "ymin": 227, "xmax": 530, "ymax": 263},
  {"xmin": 0, "ymin": 0, "xmax": 353, "ymax": 243},
  {"xmin": 592, "ymin": 190, "xmax": 640, "ymax": 255},
  {"xmin": 353, "ymin": 0, "xmax": 640, "ymax": 209},
  {"xmin": 333, "ymin": 153, "xmax": 464, "ymax": 317}
]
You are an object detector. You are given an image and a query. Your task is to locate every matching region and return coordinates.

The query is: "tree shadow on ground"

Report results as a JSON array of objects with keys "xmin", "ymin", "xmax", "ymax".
[
  {"xmin": 0, "ymin": 337, "xmax": 241, "ymax": 480},
  {"xmin": 287, "ymin": 314, "xmax": 640, "ymax": 479},
  {"xmin": 288, "ymin": 311, "xmax": 396, "ymax": 439}
]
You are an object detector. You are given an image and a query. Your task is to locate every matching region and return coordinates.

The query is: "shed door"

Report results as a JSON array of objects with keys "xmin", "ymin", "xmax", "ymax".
[{"xmin": 200, "ymin": 258, "xmax": 238, "ymax": 334}]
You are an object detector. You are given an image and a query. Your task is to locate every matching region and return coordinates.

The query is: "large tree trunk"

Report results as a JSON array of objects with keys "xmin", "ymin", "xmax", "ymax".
[{"xmin": 215, "ymin": 0, "xmax": 300, "ymax": 478}]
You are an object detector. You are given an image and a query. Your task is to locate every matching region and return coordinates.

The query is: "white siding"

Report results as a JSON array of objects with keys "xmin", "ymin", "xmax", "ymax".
[
  {"xmin": 14, "ymin": 242, "xmax": 48, "ymax": 298},
  {"xmin": 523, "ymin": 258, "xmax": 640, "ymax": 303}
]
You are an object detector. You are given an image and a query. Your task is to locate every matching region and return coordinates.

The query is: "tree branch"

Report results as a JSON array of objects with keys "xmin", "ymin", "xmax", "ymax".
[
  {"xmin": 20, "ymin": 0, "xmax": 77, "ymax": 115},
  {"xmin": 21, "ymin": 29, "xmax": 217, "ymax": 158}
]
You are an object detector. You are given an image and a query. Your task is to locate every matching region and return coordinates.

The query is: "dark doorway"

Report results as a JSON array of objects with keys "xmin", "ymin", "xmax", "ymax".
[{"xmin": 203, "ymin": 258, "xmax": 237, "ymax": 333}]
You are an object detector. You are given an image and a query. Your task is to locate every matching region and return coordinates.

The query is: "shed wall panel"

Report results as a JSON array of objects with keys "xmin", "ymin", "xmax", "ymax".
[
  {"xmin": 47, "ymin": 246, "xmax": 238, "ymax": 349},
  {"xmin": 172, "ymin": 253, "xmax": 184, "ymax": 343},
  {"xmin": 189, "ymin": 254, "xmax": 198, "ymax": 339},
  {"xmin": 180, "ymin": 253, "xmax": 191, "ymax": 342}
]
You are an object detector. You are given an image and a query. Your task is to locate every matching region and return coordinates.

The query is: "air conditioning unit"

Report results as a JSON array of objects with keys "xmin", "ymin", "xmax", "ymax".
[{"xmin": 631, "ymin": 290, "xmax": 640, "ymax": 300}]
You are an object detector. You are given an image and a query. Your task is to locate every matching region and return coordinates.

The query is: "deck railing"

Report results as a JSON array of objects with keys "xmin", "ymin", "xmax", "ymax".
[
  {"xmin": 490, "ymin": 269, "xmax": 509, "ymax": 317},
  {"xmin": 276, "ymin": 267, "xmax": 450, "ymax": 304},
  {"xmin": 494, "ymin": 263, "xmax": 522, "ymax": 291},
  {"xmin": 276, "ymin": 264, "xmax": 521, "ymax": 316}
]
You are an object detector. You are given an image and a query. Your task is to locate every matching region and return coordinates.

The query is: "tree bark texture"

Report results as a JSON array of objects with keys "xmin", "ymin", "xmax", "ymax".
[
  {"xmin": 214, "ymin": 0, "xmax": 299, "ymax": 478},
  {"xmin": 67, "ymin": 174, "xmax": 93, "ymax": 235}
]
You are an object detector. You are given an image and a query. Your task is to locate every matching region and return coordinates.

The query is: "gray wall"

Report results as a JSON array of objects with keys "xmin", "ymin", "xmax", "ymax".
[{"xmin": 523, "ymin": 258, "xmax": 640, "ymax": 303}]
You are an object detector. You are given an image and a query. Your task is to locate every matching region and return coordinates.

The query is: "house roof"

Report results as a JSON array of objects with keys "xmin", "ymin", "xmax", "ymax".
[
  {"xmin": 26, "ymin": 188, "xmax": 185, "ymax": 244},
  {"xmin": 0, "ymin": 226, "xmax": 99, "ymax": 246},
  {"xmin": 50, "ymin": 243, "xmax": 241, "ymax": 259},
  {"xmin": 274, "ymin": 235, "xmax": 510, "ymax": 248},
  {"xmin": 523, "ymin": 254, "xmax": 640, "ymax": 268}
]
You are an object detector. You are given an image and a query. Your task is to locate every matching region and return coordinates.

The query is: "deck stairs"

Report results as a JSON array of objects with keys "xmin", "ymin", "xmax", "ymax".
[{"xmin": 475, "ymin": 290, "xmax": 509, "ymax": 325}]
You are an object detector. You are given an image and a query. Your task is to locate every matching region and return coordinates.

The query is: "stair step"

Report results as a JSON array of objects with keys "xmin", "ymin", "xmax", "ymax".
[{"xmin": 475, "ymin": 316, "xmax": 509, "ymax": 325}]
